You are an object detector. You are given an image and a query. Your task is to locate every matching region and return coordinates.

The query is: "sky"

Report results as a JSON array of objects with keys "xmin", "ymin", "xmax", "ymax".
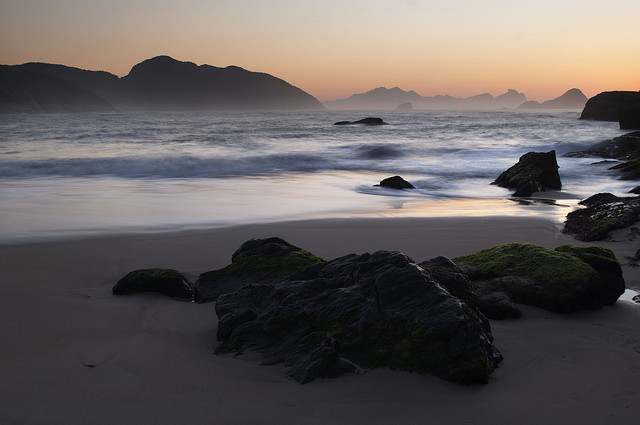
[{"xmin": 1, "ymin": 0, "xmax": 639, "ymax": 102}]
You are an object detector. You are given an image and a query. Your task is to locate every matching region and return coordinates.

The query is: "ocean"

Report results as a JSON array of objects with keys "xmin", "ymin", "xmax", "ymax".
[{"xmin": 0, "ymin": 109, "xmax": 630, "ymax": 243}]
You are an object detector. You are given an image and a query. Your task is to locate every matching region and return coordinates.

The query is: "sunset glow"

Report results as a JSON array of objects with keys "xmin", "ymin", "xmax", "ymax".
[{"xmin": 1, "ymin": 0, "xmax": 639, "ymax": 102}]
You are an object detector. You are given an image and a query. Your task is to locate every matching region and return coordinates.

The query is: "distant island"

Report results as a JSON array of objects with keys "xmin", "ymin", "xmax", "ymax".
[
  {"xmin": 518, "ymin": 88, "xmax": 587, "ymax": 110},
  {"xmin": 0, "ymin": 56, "xmax": 324, "ymax": 113},
  {"xmin": 324, "ymin": 87, "xmax": 588, "ymax": 111}
]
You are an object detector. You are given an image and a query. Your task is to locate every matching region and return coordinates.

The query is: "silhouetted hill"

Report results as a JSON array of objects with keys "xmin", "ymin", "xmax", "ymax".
[
  {"xmin": 118, "ymin": 56, "xmax": 323, "ymax": 110},
  {"xmin": 518, "ymin": 88, "xmax": 587, "ymax": 110},
  {"xmin": 0, "ymin": 65, "xmax": 115, "ymax": 113},
  {"xmin": 324, "ymin": 87, "xmax": 527, "ymax": 110},
  {"xmin": 1, "ymin": 56, "xmax": 324, "ymax": 112}
]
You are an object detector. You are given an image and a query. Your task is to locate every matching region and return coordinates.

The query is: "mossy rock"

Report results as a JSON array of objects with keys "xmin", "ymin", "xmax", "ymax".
[
  {"xmin": 195, "ymin": 237, "xmax": 325, "ymax": 302},
  {"xmin": 453, "ymin": 243, "xmax": 624, "ymax": 312},
  {"xmin": 563, "ymin": 193, "xmax": 640, "ymax": 241},
  {"xmin": 113, "ymin": 268, "xmax": 194, "ymax": 300}
]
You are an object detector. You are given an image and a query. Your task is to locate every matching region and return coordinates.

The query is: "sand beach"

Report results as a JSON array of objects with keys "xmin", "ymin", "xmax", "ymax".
[{"xmin": 1, "ymin": 215, "xmax": 639, "ymax": 424}]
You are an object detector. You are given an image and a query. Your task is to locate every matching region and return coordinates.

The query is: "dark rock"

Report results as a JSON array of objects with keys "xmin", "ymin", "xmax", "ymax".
[
  {"xmin": 632, "ymin": 293, "xmax": 640, "ymax": 304},
  {"xmin": 580, "ymin": 91, "xmax": 640, "ymax": 122},
  {"xmin": 477, "ymin": 292, "xmax": 522, "ymax": 320},
  {"xmin": 632, "ymin": 186, "xmax": 640, "ymax": 194},
  {"xmin": 563, "ymin": 193, "xmax": 640, "ymax": 241},
  {"xmin": 620, "ymin": 99, "xmax": 640, "ymax": 130},
  {"xmin": 566, "ymin": 131, "xmax": 640, "ymax": 160},
  {"xmin": 215, "ymin": 247, "xmax": 502, "ymax": 385},
  {"xmin": 195, "ymin": 237, "xmax": 325, "ymax": 302},
  {"xmin": 376, "ymin": 175, "xmax": 415, "ymax": 190},
  {"xmin": 334, "ymin": 117, "xmax": 386, "ymax": 125},
  {"xmin": 493, "ymin": 150, "xmax": 562, "ymax": 197},
  {"xmin": 453, "ymin": 243, "xmax": 625, "ymax": 313},
  {"xmin": 113, "ymin": 269, "xmax": 194, "ymax": 300}
]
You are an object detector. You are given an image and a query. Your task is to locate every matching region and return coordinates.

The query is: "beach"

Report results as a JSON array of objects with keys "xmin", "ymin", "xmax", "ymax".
[{"xmin": 1, "ymin": 215, "xmax": 639, "ymax": 425}]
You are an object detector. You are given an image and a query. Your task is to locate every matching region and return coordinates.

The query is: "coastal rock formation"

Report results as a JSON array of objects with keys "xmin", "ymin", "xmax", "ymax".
[
  {"xmin": 563, "ymin": 193, "xmax": 640, "ymax": 241},
  {"xmin": 113, "ymin": 269, "xmax": 194, "ymax": 300},
  {"xmin": 580, "ymin": 91, "xmax": 640, "ymax": 122},
  {"xmin": 2, "ymin": 56, "xmax": 324, "ymax": 112},
  {"xmin": 376, "ymin": 175, "xmax": 415, "ymax": 190},
  {"xmin": 619, "ymin": 99, "xmax": 640, "ymax": 130},
  {"xmin": 195, "ymin": 237, "xmax": 325, "ymax": 302},
  {"xmin": 215, "ymin": 244, "xmax": 502, "ymax": 385},
  {"xmin": 493, "ymin": 150, "xmax": 562, "ymax": 197},
  {"xmin": 453, "ymin": 243, "xmax": 625, "ymax": 313},
  {"xmin": 334, "ymin": 117, "xmax": 386, "ymax": 125},
  {"xmin": 517, "ymin": 88, "xmax": 587, "ymax": 110},
  {"xmin": 565, "ymin": 131, "xmax": 640, "ymax": 185}
]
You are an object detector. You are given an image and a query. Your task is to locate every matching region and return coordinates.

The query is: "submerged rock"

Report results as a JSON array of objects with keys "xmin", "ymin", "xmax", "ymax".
[
  {"xmin": 563, "ymin": 193, "xmax": 640, "ymax": 241},
  {"xmin": 113, "ymin": 269, "xmax": 194, "ymax": 300},
  {"xmin": 493, "ymin": 150, "xmax": 561, "ymax": 197},
  {"xmin": 334, "ymin": 117, "xmax": 386, "ymax": 125},
  {"xmin": 195, "ymin": 237, "xmax": 325, "ymax": 302},
  {"xmin": 376, "ymin": 175, "xmax": 415, "ymax": 190},
  {"xmin": 453, "ymin": 243, "xmax": 625, "ymax": 313},
  {"xmin": 215, "ymin": 243, "xmax": 502, "ymax": 385}
]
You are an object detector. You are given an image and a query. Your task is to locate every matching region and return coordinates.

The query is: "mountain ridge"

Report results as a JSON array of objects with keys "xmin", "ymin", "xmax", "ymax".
[
  {"xmin": 324, "ymin": 87, "xmax": 527, "ymax": 110},
  {"xmin": 1, "ymin": 56, "xmax": 324, "ymax": 113}
]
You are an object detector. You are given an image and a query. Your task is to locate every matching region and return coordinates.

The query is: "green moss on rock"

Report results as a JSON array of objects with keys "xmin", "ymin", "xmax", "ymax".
[{"xmin": 454, "ymin": 243, "xmax": 598, "ymax": 287}]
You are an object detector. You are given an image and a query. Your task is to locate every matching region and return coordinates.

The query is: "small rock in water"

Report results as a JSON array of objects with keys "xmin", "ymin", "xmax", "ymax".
[{"xmin": 376, "ymin": 175, "xmax": 415, "ymax": 190}]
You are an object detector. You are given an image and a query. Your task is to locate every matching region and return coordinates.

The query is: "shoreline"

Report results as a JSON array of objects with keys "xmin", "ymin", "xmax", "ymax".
[{"xmin": 1, "ymin": 215, "xmax": 639, "ymax": 424}]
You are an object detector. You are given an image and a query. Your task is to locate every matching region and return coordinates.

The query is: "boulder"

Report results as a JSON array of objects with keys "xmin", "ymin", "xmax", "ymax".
[
  {"xmin": 563, "ymin": 193, "xmax": 640, "ymax": 241},
  {"xmin": 334, "ymin": 117, "xmax": 386, "ymax": 125},
  {"xmin": 580, "ymin": 91, "xmax": 640, "ymax": 122},
  {"xmin": 215, "ymin": 247, "xmax": 502, "ymax": 385},
  {"xmin": 113, "ymin": 269, "xmax": 194, "ymax": 300},
  {"xmin": 620, "ymin": 99, "xmax": 640, "ymax": 130},
  {"xmin": 376, "ymin": 175, "xmax": 415, "ymax": 190},
  {"xmin": 453, "ymin": 243, "xmax": 625, "ymax": 313},
  {"xmin": 195, "ymin": 237, "xmax": 325, "ymax": 302},
  {"xmin": 493, "ymin": 150, "xmax": 561, "ymax": 197}
]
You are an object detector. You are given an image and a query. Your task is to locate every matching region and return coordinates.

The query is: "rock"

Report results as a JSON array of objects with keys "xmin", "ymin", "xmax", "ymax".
[
  {"xmin": 376, "ymin": 175, "xmax": 415, "ymax": 190},
  {"xmin": 215, "ymin": 247, "xmax": 502, "ymax": 385},
  {"xmin": 113, "ymin": 269, "xmax": 194, "ymax": 300},
  {"xmin": 334, "ymin": 117, "xmax": 386, "ymax": 125},
  {"xmin": 195, "ymin": 237, "xmax": 325, "ymax": 302},
  {"xmin": 453, "ymin": 243, "xmax": 625, "ymax": 313},
  {"xmin": 580, "ymin": 91, "xmax": 640, "ymax": 122},
  {"xmin": 563, "ymin": 193, "xmax": 640, "ymax": 241},
  {"xmin": 620, "ymin": 99, "xmax": 640, "ymax": 130},
  {"xmin": 493, "ymin": 150, "xmax": 561, "ymax": 197},
  {"xmin": 566, "ymin": 131, "xmax": 640, "ymax": 160},
  {"xmin": 477, "ymin": 292, "xmax": 522, "ymax": 320}
]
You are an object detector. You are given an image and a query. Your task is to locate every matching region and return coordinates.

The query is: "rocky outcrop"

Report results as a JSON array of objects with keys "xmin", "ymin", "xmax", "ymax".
[
  {"xmin": 334, "ymin": 117, "xmax": 387, "ymax": 125},
  {"xmin": 195, "ymin": 237, "xmax": 325, "ymax": 303},
  {"xmin": 493, "ymin": 150, "xmax": 562, "ymax": 197},
  {"xmin": 113, "ymin": 269, "xmax": 194, "ymax": 300},
  {"xmin": 563, "ymin": 193, "xmax": 640, "ymax": 241},
  {"xmin": 580, "ymin": 91, "xmax": 640, "ymax": 122},
  {"xmin": 215, "ymin": 246, "xmax": 502, "ymax": 385},
  {"xmin": 376, "ymin": 175, "xmax": 415, "ymax": 190},
  {"xmin": 453, "ymin": 243, "xmax": 625, "ymax": 313},
  {"xmin": 620, "ymin": 99, "xmax": 640, "ymax": 130}
]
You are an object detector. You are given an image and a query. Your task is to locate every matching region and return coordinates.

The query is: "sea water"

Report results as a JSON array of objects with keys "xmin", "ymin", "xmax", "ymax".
[{"xmin": 0, "ymin": 109, "xmax": 630, "ymax": 243}]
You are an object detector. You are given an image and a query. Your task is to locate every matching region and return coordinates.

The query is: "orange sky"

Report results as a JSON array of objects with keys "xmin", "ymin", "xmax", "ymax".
[{"xmin": 1, "ymin": 0, "xmax": 638, "ymax": 102}]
